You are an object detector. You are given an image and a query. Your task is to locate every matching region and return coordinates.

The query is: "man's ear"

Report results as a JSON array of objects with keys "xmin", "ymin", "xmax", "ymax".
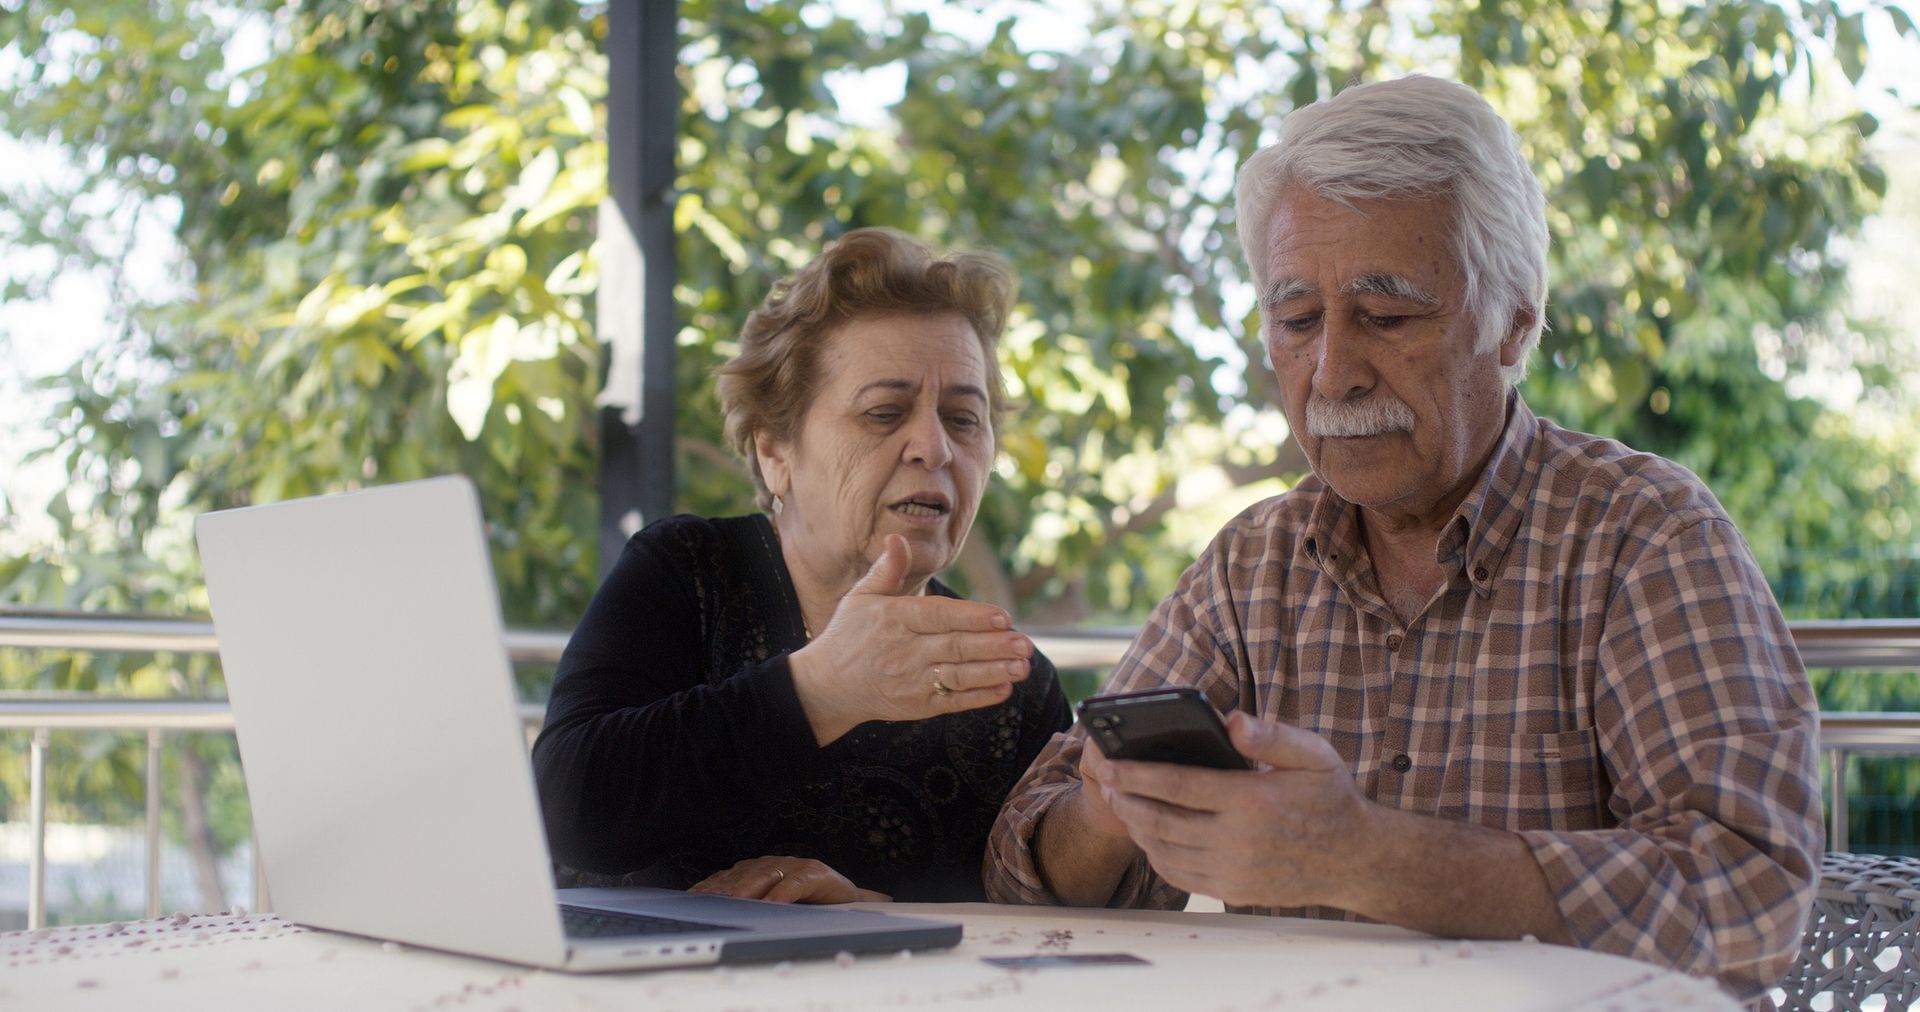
[
  {"xmin": 755, "ymin": 431, "xmax": 792, "ymax": 498},
  {"xmin": 1498, "ymin": 305, "xmax": 1537, "ymax": 368}
]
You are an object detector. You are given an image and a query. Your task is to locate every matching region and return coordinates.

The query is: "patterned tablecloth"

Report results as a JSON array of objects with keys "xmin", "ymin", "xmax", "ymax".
[{"xmin": 4, "ymin": 902, "xmax": 1739, "ymax": 1011}]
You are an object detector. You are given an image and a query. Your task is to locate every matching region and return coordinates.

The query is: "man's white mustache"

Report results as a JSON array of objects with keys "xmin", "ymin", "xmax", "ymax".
[{"xmin": 1305, "ymin": 396, "xmax": 1416, "ymax": 437}]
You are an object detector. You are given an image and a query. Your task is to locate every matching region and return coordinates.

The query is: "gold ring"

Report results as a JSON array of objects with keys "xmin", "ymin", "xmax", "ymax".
[
  {"xmin": 773, "ymin": 868, "xmax": 786, "ymax": 882},
  {"xmin": 931, "ymin": 667, "xmax": 952, "ymax": 696}
]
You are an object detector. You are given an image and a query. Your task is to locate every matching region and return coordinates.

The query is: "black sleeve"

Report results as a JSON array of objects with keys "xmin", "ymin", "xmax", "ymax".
[
  {"xmin": 1021, "ymin": 650, "xmax": 1074, "ymax": 758},
  {"xmin": 530, "ymin": 526, "xmax": 828, "ymax": 875},
  {"xmin": 923, "ymin": 577, "xmax": 1071, "ymax": 762}
]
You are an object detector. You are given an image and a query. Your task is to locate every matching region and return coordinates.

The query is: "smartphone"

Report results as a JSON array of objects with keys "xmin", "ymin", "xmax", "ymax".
[{"xmin": 1077, "ymin": 686, "xmax": 1251, "ymax": 770}]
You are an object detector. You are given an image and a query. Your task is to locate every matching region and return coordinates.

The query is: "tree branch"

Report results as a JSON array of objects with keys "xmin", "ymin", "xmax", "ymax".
[
  {"xmin": 676, "ymin": 433, "xmax": 745, "ymax": 477},
  {"xmin": 1148, "ymin": 213, "xmax": 1285, "ymax": 411},
  {"xmin": 1011, "ymin": 434, "xmax": 1307, "ymax": 603}
]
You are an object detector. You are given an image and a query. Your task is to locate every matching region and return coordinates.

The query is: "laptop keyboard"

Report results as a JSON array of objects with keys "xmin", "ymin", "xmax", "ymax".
[{"xmin": 559, "ymin": 904, "xmax": 742, "ymax": 939}]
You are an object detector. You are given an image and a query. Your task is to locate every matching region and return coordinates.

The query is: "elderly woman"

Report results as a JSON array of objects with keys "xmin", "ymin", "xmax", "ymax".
[{"xmin": 532, "ymin": 228, "xmax": 1069, "ymax": 903}]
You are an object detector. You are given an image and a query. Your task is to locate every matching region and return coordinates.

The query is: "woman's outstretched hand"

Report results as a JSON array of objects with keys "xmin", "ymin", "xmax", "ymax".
[
  {"xmin": 688, "ymin": 856, "xmax": 891, "ymax": 904},
  {"xmin": 788, "ymin": 534, "xmax": 1033, "ymax": 745}
]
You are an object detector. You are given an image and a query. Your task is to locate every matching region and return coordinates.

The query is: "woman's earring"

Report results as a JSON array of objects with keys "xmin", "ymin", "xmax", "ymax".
[{"xmin": 770, "ymin": 494, "xmax": 784, "ymax": 517}]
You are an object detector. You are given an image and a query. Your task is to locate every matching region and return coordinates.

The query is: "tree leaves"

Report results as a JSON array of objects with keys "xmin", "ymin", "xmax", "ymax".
[
  {"xmin": 1837, "ymin": 11, "xmax": 1869, "ymax": 84},
  {"xmin": 2, "ymin": 0, "xmax": 1913, "ymax": 640}
]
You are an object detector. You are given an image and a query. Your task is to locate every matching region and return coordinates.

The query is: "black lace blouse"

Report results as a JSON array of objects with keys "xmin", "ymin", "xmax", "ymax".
[{"xmin": 531, "ymin": 514, "xmax": 1071, "ymax": 901}]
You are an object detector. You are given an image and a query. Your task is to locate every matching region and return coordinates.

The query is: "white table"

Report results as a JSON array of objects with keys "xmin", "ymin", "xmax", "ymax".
[{"xmin": 3, "ymin": 903, "xmax": 1738, "ymax": 1010}]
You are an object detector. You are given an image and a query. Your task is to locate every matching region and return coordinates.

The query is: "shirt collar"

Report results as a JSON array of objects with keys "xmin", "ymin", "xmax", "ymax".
[
  {"xmin": 1301, "ymin": 470, "xmax": 1365, "ymax": 587},
  {"xmin": 1435, "ymin": 389, "xmax": 1537, "ymax": 596}
]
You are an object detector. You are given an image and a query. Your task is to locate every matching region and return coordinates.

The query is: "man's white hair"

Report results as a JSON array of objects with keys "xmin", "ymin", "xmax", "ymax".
[{"xmin": 1234, "ymin": 76, "xmax": 1549, "ymax": 385}]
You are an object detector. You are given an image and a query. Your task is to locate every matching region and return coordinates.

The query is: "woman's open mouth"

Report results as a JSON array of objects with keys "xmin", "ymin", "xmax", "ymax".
[{"xmin": 888, "ymin": 495, "xmax": 951, "ymax": 521}]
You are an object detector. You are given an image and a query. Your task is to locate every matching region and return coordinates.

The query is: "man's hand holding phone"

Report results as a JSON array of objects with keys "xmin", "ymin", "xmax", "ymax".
[
  {"xmin": 1090, "ymin": 704, "xmax": 1375, "ymax": 911},
  {"xmin": 1069, "ymin": 686, "xmax": 1251, "ymax": 848}
]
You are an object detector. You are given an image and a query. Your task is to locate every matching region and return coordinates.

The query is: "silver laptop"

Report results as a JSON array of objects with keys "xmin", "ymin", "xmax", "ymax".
[{"xmin": 195, "ymin": 475, "xmax": 962, "ymax": 971}]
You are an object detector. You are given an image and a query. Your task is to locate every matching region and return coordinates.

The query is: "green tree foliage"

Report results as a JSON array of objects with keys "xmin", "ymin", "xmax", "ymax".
[
  {"xmin": 668, "ymin": 0, "xmax": 1920, "ymax": 621},
  {"xmin": 5, "ymin": 0, "xmax": 1914, "ymax": 630},
  {"xmin": 2, "ymin": 0, "xmax": 1918, "ymax": 898},
  {"xmin": 0, "ymin": 0, "xmax": 610, "ymax": 916},
  {"xmin": 2, "ymin": 0, "xmax": 604, "ymax": 628}
]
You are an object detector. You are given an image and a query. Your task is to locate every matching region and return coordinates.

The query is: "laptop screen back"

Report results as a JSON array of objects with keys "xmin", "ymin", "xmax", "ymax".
[{"xmin": 196, "ymin": 477, "xmax": 568, "ymax": 966}]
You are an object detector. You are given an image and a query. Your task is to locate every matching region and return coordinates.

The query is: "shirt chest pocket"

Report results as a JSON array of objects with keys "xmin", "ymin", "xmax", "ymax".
[{"xmin": 1450, "ymin": 727, "xmax": 1609, "ymax": 832}]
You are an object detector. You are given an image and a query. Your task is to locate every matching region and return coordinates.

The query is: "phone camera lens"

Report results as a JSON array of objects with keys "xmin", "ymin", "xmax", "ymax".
[{"xmin": 1089, "ymin": 716, "xmax": 1112, "ymax": 730}]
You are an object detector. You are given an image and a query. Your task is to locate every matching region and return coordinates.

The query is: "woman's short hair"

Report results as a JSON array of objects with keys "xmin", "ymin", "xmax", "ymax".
[
  {"xmin": 1234, "ymin": 75, "xmax": 1549, "ymax": 384},
  {"xmin": 716, "ymin": 227, "xmax": 1017, "ymax": 509}
]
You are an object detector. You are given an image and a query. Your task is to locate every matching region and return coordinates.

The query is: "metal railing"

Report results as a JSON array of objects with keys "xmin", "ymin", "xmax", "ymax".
[
  {"xmin": 0, "ymin": 697, "xmax": 548, "ymax": 929},
  {"xmin": 0, "ymin": 611, "xmax": 571, "ymax": 665},
  {"xmin": 3, "ymin": 612, "xmax": 1918, "ymax": 929}
]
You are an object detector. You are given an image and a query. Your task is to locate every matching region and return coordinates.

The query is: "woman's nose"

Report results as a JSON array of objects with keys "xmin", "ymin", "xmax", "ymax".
[{"xmin": 903, "ymin": 406, "xmax": 953, "ymax": 469}]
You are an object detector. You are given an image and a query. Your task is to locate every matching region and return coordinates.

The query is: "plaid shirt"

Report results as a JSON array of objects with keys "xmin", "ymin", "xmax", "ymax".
[{"xmin": 986, "ymin": 395, "xmax": 1821, "ymax": 1001}]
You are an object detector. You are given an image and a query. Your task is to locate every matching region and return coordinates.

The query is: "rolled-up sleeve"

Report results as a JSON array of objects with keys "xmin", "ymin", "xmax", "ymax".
[
  {"xmin": 982, "ymin": 728, "xmax": 1186, "ymax": 907},
  {"xmin": 1521, "ymin": 515, "xmax": 1821, "ymax": 1001},
  {"xmin": 985, "ymin": 538, "xmax": 1243, "ymax": 909}
]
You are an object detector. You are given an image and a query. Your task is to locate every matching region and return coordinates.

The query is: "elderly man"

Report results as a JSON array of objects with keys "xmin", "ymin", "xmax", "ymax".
[{"xmin": 985, "ymin": 76, "xmax": 1820, "ymax": 1002}]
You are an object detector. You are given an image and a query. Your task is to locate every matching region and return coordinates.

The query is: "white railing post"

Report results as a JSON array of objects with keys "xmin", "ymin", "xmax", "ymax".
[
  {"xmin": 146, "ymin": 727, "xmax": 164, "ymax": 918},
  {"xmin": 29, "ymin": 726, "xmax": 49, "ymax": 929},
  {"xmin": 1829, "ymin": 748, "xmax": 1851, "ymax": 854}
]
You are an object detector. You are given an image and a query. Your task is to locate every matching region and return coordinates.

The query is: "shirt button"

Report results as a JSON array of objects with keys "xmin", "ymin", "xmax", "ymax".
[
  {"xmin": 1386, "ymin": 633, "xmax": 1403, "ymax": 651},
  {"xmin": 1390, "ymin": 753, "xmax": 1412, "ymax": 773},
  {"xmin": 1473, "ymin": 565, "xmax": 1489, "ymax": 581}
]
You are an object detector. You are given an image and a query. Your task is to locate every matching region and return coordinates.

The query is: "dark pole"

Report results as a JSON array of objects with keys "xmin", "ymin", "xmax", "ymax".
[{"xmin": 598, "ymin": 0, "xmax": 678, "ymax": 577}]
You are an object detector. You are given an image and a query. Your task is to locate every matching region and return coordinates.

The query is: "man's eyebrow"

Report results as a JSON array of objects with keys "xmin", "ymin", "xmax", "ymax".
[
  {"xmin": 1342, "ymin": 272, "xmax": 1439, "ymax": 306},
  {"xmin": 1258, "ymin": 277, "xmax": 1316, "ymax": 308}
]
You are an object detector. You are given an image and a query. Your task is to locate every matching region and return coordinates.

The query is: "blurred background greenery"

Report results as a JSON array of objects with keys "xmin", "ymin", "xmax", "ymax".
[{"xmin": 0, "ymin": 0, "xmax": 1915, "ymax": 922}]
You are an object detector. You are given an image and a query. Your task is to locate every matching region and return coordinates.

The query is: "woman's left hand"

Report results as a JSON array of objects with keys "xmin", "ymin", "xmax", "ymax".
[{"xmin": 687, "ymin": 856, "xmax": 892, "ymax": 904}]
